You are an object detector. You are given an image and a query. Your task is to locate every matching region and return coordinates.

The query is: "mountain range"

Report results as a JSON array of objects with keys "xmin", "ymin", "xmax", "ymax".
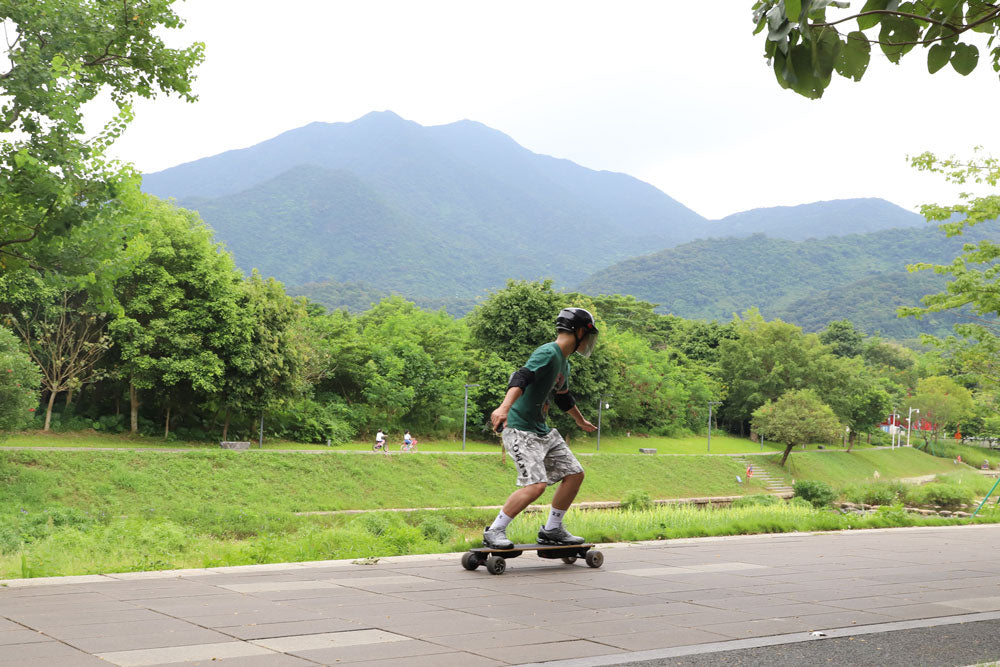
[{"xmin": 143, "ymin": 111, "xmax": 960, "ymax": 336}]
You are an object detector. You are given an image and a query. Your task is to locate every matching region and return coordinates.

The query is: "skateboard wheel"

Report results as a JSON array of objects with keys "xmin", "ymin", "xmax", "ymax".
[
  {"xmin": 585, "ymin": 550, "xmax": 604, "ymax": 568},
  {"xmin": 461, "ymin": 552, "xmax": 480, "ymax": 571},
  {"xmin": 486, "ymin": 555, "xmax": 506, "ymax": 575},
  {"xmin": 561, "ymin": 556, "xmax": 578, "ymax": 564}
]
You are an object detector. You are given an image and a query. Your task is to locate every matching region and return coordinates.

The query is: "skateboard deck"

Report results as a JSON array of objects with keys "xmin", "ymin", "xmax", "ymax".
[{"xmin": 462, "ymin": 543, "xmax": 603, "ymax": 574}]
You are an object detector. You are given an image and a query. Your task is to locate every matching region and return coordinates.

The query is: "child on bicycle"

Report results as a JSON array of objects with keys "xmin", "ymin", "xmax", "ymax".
[{"xmin": 375, "ymin": 429, "xmax": 386, "ymax": 449}]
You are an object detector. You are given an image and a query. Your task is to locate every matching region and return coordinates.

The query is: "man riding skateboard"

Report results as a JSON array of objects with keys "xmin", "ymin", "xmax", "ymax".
[{"xmin": 485, "ymin": 307, "xmax": 599, "ymax": 549}]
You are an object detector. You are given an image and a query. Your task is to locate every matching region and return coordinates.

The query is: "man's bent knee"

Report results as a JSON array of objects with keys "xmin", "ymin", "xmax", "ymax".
[{"xmin": 522, "ymin": 482, "xmax": 547, "ymax": 500}]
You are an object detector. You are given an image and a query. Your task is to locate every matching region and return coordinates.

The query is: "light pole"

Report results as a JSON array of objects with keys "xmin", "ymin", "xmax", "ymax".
[
  {"xmin": 889, "ymin": 408, "xmax": 899, "ymax": 449},
  {"xmin": 462, "ymin": 384, "xmax": 479, "ymax": 451},
  {"xmin": 907, "ymin": 407, "xmax": 920, "ymax": 448},
  {"xmin": 707, "ymin": 401, "xmax": 722, "ymax": 453},
  {"xmin": 596, "ymin": 395, "xmax": 611, "ymax": 452}
]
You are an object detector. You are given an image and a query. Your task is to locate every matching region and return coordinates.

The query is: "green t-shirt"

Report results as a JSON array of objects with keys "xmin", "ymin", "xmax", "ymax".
[{"xmin": 506, "ymin": 342, "xmax": 570, "ymax": 435}]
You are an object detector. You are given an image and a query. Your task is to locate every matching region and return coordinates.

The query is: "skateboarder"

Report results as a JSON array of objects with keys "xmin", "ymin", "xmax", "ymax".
[{"xmin": 485, "ymin": 307, "xmax": 599, "ymax": 549}]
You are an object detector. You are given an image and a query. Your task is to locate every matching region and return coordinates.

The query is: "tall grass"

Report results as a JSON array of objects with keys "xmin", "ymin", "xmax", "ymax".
[{"xmin": 4, "ymin": 502, "xmax": 995, "ymax": 579}]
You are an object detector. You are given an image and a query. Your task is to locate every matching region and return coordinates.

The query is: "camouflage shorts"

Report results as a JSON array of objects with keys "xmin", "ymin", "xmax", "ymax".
[{"xmin": 501, "ymin": 427, "xmax": 584, "ymax": 486}]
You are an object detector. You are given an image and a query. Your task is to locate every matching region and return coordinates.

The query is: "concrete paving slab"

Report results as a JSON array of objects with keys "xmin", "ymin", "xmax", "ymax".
[
  {"xmin": 0, "ymin": 639, "xmax": 105, "ymax": 662},
  {"xmin": 591, "ymin": 626, "xmax": 731, "ymax": 652},
  {"xmin": 250, "ymin": 628, "xmax": 408, "ymax": 651},
  {"xmin": 96, "ymin": 641, "xmax": 272, "ymax": 666},
  {"xmin": 352, "ymin": 651, "xmax": 506, "ymax": 667},
  {"xmin": 216, "ymin": 616, "xmax": 366, "ymax": 640},
  {"xmin": 143, "ymin": 655, "xmax": 314, "ymax": 667},
  {"xmin": 43, "ymin": 617, "xmax": 208, "ymax": 640},
  {"xmin": 475, "ymin": 639, "xmax": 625, "ymax": 664},
  {"xmin": 63, "ymin": 628, "xmax": 235, "ymax": 654},
  {"xmin": 430, "ymin": 627, "xmax": 580, "ymax": 651},
  {"xmin": 0, "ymin": 628, "xmax": 49, "ymax": 645},
  {"xmin": 286, "ymin": 637, "xmax": 467, "ymax": 664},
  {"xmin": 0, "ymin": 654, "xmax": 109, "ymax": 667},
  {"xmin": 4, "ymin": 525, "xmax": 1000, "ymax": 666}
]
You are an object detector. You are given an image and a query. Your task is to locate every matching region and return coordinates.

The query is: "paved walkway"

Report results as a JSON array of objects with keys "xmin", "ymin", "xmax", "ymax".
[{"xmin": 3, "ymin": 524, "xmax": 1000, "ymax": 666}]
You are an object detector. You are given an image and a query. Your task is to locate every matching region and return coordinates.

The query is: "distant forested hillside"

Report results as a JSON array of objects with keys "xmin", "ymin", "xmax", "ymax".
[
  {"xmin": 144, "ymin": 112, "xmax": 928, "ymax": 306},
  {"xmin": 769, "ymin": 272, "xmax": 966, "ymax": 337},
  {"xmin": 144, "ymin": 111, "xmax": 707, "ymax": 298},
  {"xmin": 579, "ymin": 223, "xmax": 996, "ymax": 336},
  {"xmin": 291, "ymin": 279, "xmax": 477, "ymax": 315},
  {"xmin": 704, "ymin": 198, "xmax": 924, "ymax": 240}
]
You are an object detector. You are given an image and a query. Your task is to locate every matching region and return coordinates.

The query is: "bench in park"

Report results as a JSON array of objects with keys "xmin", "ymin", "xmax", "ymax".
[{"xmin": 220, "ymin": 441, "xmax": 252, "ymax": 450}]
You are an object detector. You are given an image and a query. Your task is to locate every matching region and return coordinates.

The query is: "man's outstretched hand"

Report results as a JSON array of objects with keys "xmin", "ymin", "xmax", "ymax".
[
  {"xmin": 490, "ymin": 407, "xmax": 508, "ymax": 433},
  {"xmin": 577, "ymin": 418, "xmax": 597, "ymax": 433}
]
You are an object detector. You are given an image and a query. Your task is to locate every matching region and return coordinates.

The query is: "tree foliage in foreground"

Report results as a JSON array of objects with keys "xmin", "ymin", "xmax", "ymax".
[
  {"xmin": 899, "ymin": 150, "xmax": 1000, "ymax": 393},
  {"xmin": 0, "ymin": 0, "xmax": 203, "ymax": 300},
  {"xmin": 752, "ymin": 1, "xmax": 1000, "ymax": 99}
]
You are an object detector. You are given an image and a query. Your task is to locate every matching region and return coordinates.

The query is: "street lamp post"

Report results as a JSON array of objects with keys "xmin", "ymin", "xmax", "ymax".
[
  {"xmin": 707, "ymin": 401, "xmax": 722, "ymax": 453},
  {"xmin": 907, "ymin": 407, "xmax": 920, "ymax": 448},
  {"xmin": 889, "ymin": 408, "xmax": 899, "ymax": 449},
  {"xmin": 462, "ymin": 384, "xmax": 479, "ymax": 451},
  {"xmin": 596, "ymin": 395, "xmax": 611, "ymax": 452}
]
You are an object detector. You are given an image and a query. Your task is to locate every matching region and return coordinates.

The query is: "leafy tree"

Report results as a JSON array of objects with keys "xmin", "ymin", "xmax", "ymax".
[
  {"xmin": 911, "ymin": 375, "xmax": 975, "ymax": 442},
  {"xmin": 842, "ymin": 376, "xmax": 892, "ymax": 449},
  {"xmin": 0, "ymin": 325, "xmax": 41, "ymax": 433},
  {"xmin": 820, "ymin": 319, "xmax": 864, "ymax": 357},
  {"xmin": 0, "ymin": 0, "xmax": 203, "ymax": 288},
  {"xmin": 589, "ymin": 294, "xmax": 673, "ymax": 348},
  {"xmin": 356, "ymin": 296, "xmax": 469, "ymax": 435},
  {"xmin": 900, "ymin": 150, "xmax": 1000, "ymax": 393},
  {"xmin": 751, "ymin": 1, "xmax": 1000, "ymax": 99},
  {"xmin": 109, "ymin": 196, "xmax": 245, "ymax": 434},
  {"xmin": 716, "ymin": 310, "xmax": 855, "ymax": 430},
  {"xmin": 466, "ymin": 279, "xmax": 567, "ymax": 363},
  {"xmin": 5, "ymin": 290, "xmax": 111, "ymax": 430},
  {"xmin": 607, "ymin": 329, "xmax": 721, "ymax": 435},
  {"xmin": 664, "ymin": 318, "xmax": 739, "ymax": 363},
  {"xmin": 752, "ymin": 388, "xmax": 842, "ymax": 466},
  {"xmin": 218, "ymin": 271, "xmax": 305, "ymax": 441}
]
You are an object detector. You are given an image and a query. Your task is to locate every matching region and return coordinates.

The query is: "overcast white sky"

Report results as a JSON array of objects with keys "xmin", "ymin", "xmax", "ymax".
[{"xmin": 100, "ymin": 1, "xmax": 1000, "ymax": 219}]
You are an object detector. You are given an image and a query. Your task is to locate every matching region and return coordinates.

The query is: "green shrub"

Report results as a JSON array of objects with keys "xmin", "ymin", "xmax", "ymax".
[
  {"xmin": 621, "ymin": 490, "xmax": 653, "ymax": 511},
  {"xmin": 418, "ymin": 515, "xmax": 455, "ymax": 543},
  {"xmin": 841, "ymin": 481, "xmax": 907, "ymax": 506},
  {"xmin": 788, "ymin": 496, "xmax": 813, "ymax": 509},
  {"xmin": 732, "ymin": 494, "xmax": 780, "ymax": 508},
  {"xmin": 354, "ymin": 512, "xmax": 393, "ymax": 537},
  {"xmin": 905, "ymin": 483, "xmax": 975, "ymax": 509},
  {"xmin": 794, "ymin": 480, "xmax": 835, "ymax": 508}
]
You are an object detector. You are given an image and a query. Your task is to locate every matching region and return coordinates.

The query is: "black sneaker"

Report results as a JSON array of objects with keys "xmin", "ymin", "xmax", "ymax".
[
  {"xmin": 537, "ymin": 525, "xmax": 585, "ymax": 545},
  {"xmin": 483, "ymin": 526, "xmax": 514, "ymax": 549}
]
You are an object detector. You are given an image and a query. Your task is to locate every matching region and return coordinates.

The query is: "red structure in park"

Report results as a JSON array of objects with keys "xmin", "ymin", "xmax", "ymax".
[{"xmin": 879, "ymin": 413, "xmax": 935, "ymax": 432}]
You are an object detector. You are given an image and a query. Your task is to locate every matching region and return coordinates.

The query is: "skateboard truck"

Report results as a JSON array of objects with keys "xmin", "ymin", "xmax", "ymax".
[{"xmin": 461, "ymin": 543, "xmax": 604, "ymax": 575}]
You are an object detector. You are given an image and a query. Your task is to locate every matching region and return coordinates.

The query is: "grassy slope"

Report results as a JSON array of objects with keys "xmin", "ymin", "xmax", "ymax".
[
  {"xmin": 0, "ymin": 447, "xmax": 957, "ymax": 523},
  {"xmin": 0, "ymin": 450, "xmax": 774, "ymax": 517},
  {"xmin": 766, "ymin": 447, "xmax": 960, "ymax": 487},
  {"xmin": 0, "ymin": 447, "xmax": 986, "ymax": 579}
]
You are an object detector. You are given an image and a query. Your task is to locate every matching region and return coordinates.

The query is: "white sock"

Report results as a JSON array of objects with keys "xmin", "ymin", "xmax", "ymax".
[
  {"xmin": 489, "ymin": 510, "xmax": 513, "ymax": 531},
  {"xmin": 544, "ymin": 508, "xmax": 566, "ymax": 531}
]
